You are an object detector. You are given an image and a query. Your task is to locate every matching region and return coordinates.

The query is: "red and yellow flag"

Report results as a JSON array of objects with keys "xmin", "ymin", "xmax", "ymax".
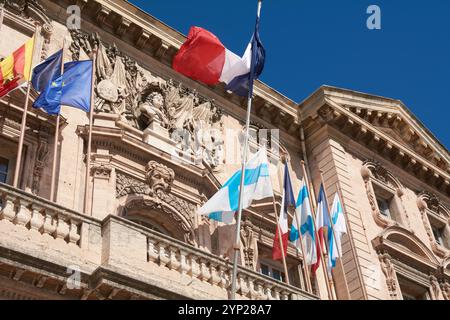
[{"xmin": 0, "ymin": 37, "xmax": 35, "ymax": 98}]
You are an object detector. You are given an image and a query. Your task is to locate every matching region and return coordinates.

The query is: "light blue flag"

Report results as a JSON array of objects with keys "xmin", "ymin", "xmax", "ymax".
[{"xmin": 198, "ymin": 148, "xmax": 274, "ymax": 224}]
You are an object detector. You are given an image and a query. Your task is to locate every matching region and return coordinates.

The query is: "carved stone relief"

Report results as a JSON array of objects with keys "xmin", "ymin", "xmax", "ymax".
[
  {"xmin": 440, "ymin": 280, "xmax": 450, "ymax": 300},
  {"xmin": 31, "ymin": 136, "xmax": 48, "ymax": 195},
  {"xmin": 377, "ymin": 251, "xmax": 400, "ymax": 300},
  {"xmin": 361, "ymin": 160, "xmax": 408, "ymax": 229},
  {"xmin": 429, "ymin": 274, "xmax": 442, "ymax": 300},
  {"xmin": 0, "ymin": 0, "xmax": 50, "ymax": 24},
  {"xmin": 69, "ymin": 31, "xmax": 225, "ymax": 170},
  {"xmin": 417, "ymin": 191, "xmax": 449, "ymax": 258},
  {"xmin": 116, "ymin": 160, "xmax": 197, "ymax": 245},
  {"xmin": 0, "ymin": 0, "xmax": 53, "ymax": 59},
  {"xmin": 240, "ymin": 220, "xmax": 256, "ymax": 270}
]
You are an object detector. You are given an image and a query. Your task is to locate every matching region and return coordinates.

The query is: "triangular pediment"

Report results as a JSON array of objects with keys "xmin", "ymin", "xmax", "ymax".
[{"xmin": 317, "ymin": 86, "xmax": 449, "ymax": 172}]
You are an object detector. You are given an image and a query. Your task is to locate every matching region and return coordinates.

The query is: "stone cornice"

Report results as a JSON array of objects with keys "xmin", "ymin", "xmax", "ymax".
[{"xmin": 301, "ymin": 88, "xmax": 450, "ymax": 197}]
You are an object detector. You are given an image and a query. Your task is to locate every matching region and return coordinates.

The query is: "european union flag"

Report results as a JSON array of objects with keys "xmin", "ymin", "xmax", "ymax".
[
  {"xmin": 31, "ymin": 49, "xmax": 63, "ymax": 93},
  {"xmin": 33, "ymin": 60, "xmax": 93, "ymax": 115}
]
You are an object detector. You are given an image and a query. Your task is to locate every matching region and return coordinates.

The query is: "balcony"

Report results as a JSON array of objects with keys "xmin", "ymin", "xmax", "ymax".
[{"xmin": 0, "ymin": 183, "xmax": 317, "ymax": 300}]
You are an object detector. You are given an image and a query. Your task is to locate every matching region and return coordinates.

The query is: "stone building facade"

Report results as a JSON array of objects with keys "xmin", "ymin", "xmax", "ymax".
[{"xmin": 0, "ymin": 0, "xmax": 448, "ymax": 300}]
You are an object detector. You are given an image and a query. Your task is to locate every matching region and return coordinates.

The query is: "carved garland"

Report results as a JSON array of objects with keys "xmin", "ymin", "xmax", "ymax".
[
  {"xmin": 361, "ymin": 160, "xmax": 406, "ymax": 229},
  {"xmin": 417, "ymin": 191, "xmax": 450, "ymax": 258}
]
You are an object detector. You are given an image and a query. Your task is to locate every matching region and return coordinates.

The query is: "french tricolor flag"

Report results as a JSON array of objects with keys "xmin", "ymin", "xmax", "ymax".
[
  {"xmin": 173, "ymin": 17, "xmax": 265, "ymax": 97},
  {"xmin": 273, "ymin": 163, "xmax": 295, "ymax": 261}
]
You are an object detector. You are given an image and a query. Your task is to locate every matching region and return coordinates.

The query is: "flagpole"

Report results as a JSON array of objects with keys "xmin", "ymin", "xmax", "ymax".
[
  {"xmin": 285, "ymin": 160, "xmax": 313, "ymax": 293},
  {"xmin": 230, "ymin": 0, "xmax": 262, "ymax": 301},
  {"xmin": 83, "ymin": 51, "xmax": 97, "ymax": 215},
  {"xmin": 336, "ymin": 183, "xmax": 369, "ymax": 300},
  {"xmin": 0, "ymin": 3, "xmax": 4, "ymax": 31},
  {"xmin": 271, "ymin": 192, "xmax": 290, "ymax": 285},
  {"xmin": 300, "ymin": 160, "xmax": 334, "ymax": 300},
  {"xmin": 49, "ymin": 38, "xmax": 65, "ymax": 202},
  {"xmin": 319, "ymin": 170, "xmax": 351, "ymax": 300},
  {"xmin": 12, "ymin": 24, "xmax": 40, "ymax": 188}
]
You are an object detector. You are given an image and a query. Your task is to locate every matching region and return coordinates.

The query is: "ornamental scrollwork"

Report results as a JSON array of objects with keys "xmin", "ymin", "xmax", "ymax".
[
  {"xmin": 417, "ymin": 191, "xmax": 450, "ymax": 258},
  {"xmin": 361, "ymin": 160, "xmax": 406, "ymax": 228}
]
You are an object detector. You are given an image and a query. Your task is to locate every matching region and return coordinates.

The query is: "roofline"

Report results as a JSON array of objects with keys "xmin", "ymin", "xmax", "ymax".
[{"xmin": 300, "ymin": 85, "xmax": 449, "ymax": 154}]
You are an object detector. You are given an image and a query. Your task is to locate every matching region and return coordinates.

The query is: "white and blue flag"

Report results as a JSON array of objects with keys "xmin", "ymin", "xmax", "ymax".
[
  {"xmin": 290, "ymin": 179, "xmax": 318, "ymax": 266},
  {"xmin": 198, "ymin": 148, "xmax": 274, "ymax": 224},
  {"xmin": 328, "ymin": 194, "xmax": 347, "ymax": 272}
]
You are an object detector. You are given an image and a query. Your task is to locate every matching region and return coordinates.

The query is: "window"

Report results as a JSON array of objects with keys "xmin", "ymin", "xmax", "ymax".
[
  {"xmin": 432, "ymin": 226, "xmax": 445, "ymax": 246},
  {"xmin": 377, "ymin": 198, "xmax": 391, "ymax": 218},
  {"xmin": 373, "ymin": 182, "xmax": 404, "ymax": 225},
  {"xmin": 398, "ymin": 276, "xmax": 429, "ymax": 300},
  {"xmin": 260, "ymin": 263, "xmax": 285, "ymax": 282},
  {"xmin": 0, "ymin": 157, "xmax": 9, "ymax": 184},
  {"xmin": 427, "ymin": 213, "xmax": 450, "ymax": 250}
]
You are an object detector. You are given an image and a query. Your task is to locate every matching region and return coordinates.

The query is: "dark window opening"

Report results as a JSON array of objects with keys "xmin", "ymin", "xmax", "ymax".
[{"xmin": 0, "ymin": 157, "xmax": 9, "ymax": 184}]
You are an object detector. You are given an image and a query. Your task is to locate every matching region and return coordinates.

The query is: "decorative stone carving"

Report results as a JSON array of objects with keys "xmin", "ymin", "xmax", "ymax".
[
  {"xmin": 417, "ymin": 191, "xmax": 449, "ymax": 258},
  {"xmin": 145, "ymin": 161, "xmax": 175, "ymax": 196},
  {"xmin": 116, "ymin": 161, "xmax": 196, "ymax": 245},
  {"xmin": 69, "ymin": 31, "xmax": 225, "ymax": 169},
  {"xmin": 429, "ymin": 274, "xmax": 442, "ymax": 300},
  {"xmin": 440, "ymin": 280, "xmax": 450, "ymax": 300},
  {"xmin": 240, "ymin": 221, "xmax": 256, "ymax": 270},
  {"xmin": 377, "ymin": 251, "xmax": 400, "ymax": 300},
  {"xmin": 31, "ymin": 137, "xmax": 48, "ymax": 195},
  {"xmin": 0, "ymin": 0, "xmax": 50, "ymax": 24},
  {"xmin": 362, "ymin": 160, "xmax": 406, "ymax": 228},
  {"xmin": 362, "ymin": 160, "xmax": 402, "ymax": 189},
  {"xmin": 91, "ymin": 164, "xmax": 112, "ymax": 180}
]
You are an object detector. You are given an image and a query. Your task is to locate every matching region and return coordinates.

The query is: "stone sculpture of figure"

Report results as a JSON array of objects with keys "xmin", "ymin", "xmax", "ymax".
[
  {"xmin": 139, "ymin": 91, "xmax": 169, "ymax": 129},
  {"xmin": 192, "ymin": 100, "xmax": 224, "ymax": 169},
  {"xmin": 145, "ymin": 160, "xmax": 175, "ymax": 196}
]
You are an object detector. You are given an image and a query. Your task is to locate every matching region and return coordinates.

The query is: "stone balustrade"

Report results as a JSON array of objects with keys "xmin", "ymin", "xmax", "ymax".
[
  {"xmin": 0, "ymin": 183, "xmax": 317, "ymax": 300},
  {"xmin": 0, "ymin": 183, "xmax": 91, "ymax": 246},
  {"xmin": 145, "ymin": 223, "xmax": 316, "ymax": 300}
]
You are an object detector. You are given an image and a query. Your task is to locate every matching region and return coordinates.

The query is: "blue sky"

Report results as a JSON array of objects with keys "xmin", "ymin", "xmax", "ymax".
[{"xmin": 129, "ymin": 0, "xmax": 450, "ymax": 149}]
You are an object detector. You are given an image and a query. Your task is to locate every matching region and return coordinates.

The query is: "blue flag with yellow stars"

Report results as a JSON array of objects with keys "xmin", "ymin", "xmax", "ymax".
[{"xmin": 33, "ymin": 60, "xmax": 93, "ymax": 115}]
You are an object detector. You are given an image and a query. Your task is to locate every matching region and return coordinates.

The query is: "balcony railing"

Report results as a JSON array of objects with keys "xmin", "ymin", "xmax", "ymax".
[{"xmin": 0, "ymin": 183, "xmax": 317, "ymax": 300}]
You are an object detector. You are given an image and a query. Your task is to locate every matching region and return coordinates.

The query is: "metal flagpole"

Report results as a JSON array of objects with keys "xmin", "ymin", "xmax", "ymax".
[
  {"xmin": 271, "ymin": 191, "xmax": 290, "ymax": 285},
  {"xmin": 0, "ymin": 3, "xmax": 4, "ymax": 31},
  {"xmin": 300, "ymin": 160, "xmax": 334, "ymax": 300},
  {"xmin": 13, "ymin": 24, "xmax": 40, "ymax": 188},
  {"xmin": 319, "ymin": 170, "xmax": 351, "ymax": 300},
  {"xmin": 49, "ymin": 38, "xmax": 65, "ymax": 202},
  {"xmin": 230, "ymin": 0, "xmax": 263, "ymax": 301},
  {"xmin": 83, "ymin": 51, "xmax": 97, "ymax": 215},
  {"xmin": 285, "ymin": 160, "xmax": 313, "ymax": 293}
]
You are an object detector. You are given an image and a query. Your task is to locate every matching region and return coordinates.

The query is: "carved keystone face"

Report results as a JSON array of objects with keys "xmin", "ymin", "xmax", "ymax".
[{"xmin": 145, "ymin": 161, "xmax": 175, "ymax": 194}]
